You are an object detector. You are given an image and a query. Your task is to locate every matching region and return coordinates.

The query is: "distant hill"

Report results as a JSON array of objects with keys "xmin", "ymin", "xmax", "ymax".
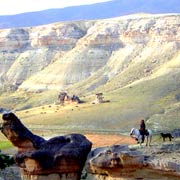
[{"xmin": 0, "ymin": 0, "xmax": 180, "ymax": 28}]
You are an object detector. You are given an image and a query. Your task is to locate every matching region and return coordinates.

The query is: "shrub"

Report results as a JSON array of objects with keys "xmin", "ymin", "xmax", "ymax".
[{"xmin": 0, "ymin": 152, "xmax": 15, "ymax": 169}]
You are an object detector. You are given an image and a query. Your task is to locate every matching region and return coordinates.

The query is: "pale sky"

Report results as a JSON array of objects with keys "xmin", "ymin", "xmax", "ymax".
[{"xmin": 0, "ymin": 0, "xmax": 111, "ymax": 15}]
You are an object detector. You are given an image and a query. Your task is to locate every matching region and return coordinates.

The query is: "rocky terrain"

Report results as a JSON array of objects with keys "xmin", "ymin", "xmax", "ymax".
[
  {"xmin": 85, "ymin": 143, "xmax": 180, "ymax": 180},
  {"xmin": 1, "ymin": 140, "xmax": 180, "ymax": 180},
  {"xmin": 0, "ymin": 13, "xmax": 180, "ymax": 92}
]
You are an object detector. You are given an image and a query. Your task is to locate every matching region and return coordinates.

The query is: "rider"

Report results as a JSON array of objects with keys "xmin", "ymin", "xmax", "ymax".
[{"xmin": 139, "ymin": 119, "xmax": 147, "ymax": 143}]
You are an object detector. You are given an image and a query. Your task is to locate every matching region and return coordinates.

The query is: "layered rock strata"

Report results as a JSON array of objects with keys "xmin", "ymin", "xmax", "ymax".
[
  {"xmin": 0, "ymin": 14, "xmax": 180, "ymax": 92},
  {"xmin": 1, "ymin": 112, "xmax": 92, "ymax": 180}
]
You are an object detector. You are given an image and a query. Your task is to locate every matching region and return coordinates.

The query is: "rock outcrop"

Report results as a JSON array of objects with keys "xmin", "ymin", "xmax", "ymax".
[
  {"xmin": 1, "ymin": 112, "xmax": 92, "ymax": 180},
  {"xmin": 92, "ymin": 93, "xmax": 110, "ymax": 104},
  {"xmin": 85, "ymin": 144, "xmax": 180, "ymax": 180},
  {"xmin": 58, "ymin": 92, "xmax": 81, "ymax": 105}
]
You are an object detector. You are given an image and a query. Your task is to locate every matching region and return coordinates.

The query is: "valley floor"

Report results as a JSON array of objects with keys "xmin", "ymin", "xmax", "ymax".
[{"xmin": 85, "ymin": 134, "xmax": 136, "ymax": 148}]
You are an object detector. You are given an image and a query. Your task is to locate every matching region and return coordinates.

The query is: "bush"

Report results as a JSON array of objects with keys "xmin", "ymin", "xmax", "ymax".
[{"xmin": 0, "ymin": 152, "xmax": 15, "ymax": 169}]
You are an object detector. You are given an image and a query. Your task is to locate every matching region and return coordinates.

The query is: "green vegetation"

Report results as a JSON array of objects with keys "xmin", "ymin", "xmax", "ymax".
[
  {"xmin": 0, "ymin": 90, "xmax": 58, "ymax": 110},
  {"xmin": 0, "ymin": 140, "xmax": 14, "ymax": 169},
  {"xmin": 0, "ymin": 141, "xmax": 13, "ymax": 150}
]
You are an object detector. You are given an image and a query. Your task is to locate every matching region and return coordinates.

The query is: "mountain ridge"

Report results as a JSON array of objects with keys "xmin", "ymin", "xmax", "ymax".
[{"xmin": 0, "ymin": 0, "xmax": 180, "ymax": 28}]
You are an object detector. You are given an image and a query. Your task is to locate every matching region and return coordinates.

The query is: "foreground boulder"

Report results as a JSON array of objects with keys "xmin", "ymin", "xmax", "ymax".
[
  {"xmin": 1, "ymin": 112, "xmax": 92, "ymax": 180},
  {"xmin": 85, "ymin": 145, "xmax": 144, "ymax": 179},
  {"xmin": 85, "ymin": 144, "xmax": 180, "ymax": 180}
]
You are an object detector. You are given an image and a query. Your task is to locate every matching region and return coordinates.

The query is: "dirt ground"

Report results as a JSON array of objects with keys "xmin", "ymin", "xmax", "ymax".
[
  {"xmin": 2, "ymin": 134, "xmax": 137, "ymax": 155},
  {"xmin": 85, "ymin": 134, "xmax": 136, "ymax": 148}
]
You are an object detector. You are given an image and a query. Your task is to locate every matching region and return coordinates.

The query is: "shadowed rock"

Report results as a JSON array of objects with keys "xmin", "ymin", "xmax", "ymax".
[
  {"xmin": 1, "ymin": 112, "xmax": 45, "ymax": 151},
  {"xmin": 1, "ymin": 112, "xmax": 92, "ymax": 179}
]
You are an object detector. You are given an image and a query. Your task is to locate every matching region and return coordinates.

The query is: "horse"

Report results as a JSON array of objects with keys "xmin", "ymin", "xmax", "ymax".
[{"xmin": 130, "ymin": 128, "xmax": 152, "ymax": 147}]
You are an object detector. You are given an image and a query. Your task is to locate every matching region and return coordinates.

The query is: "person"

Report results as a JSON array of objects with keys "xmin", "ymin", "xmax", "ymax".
[{"xmin": 139, "ymin": 119, "xmax": 146, "ymax": 143}]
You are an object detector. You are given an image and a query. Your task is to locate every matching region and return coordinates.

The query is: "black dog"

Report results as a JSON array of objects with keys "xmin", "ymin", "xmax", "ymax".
[{"xmin": 160, "ymin": 133, "xmax": 174, "ymax": 142}]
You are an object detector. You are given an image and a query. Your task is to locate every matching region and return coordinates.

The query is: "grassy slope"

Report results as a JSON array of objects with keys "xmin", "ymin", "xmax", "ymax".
[
  {"xmin": 0, "ymin": 90, "xmax": 58, "ymax": 110},
  {"xmin": 0, "ymin": 50, "xmax": 180, "ymax": 136},
  {"xmin": 1, "ymin": 68, "xmax": 179, "ymax": 137}
]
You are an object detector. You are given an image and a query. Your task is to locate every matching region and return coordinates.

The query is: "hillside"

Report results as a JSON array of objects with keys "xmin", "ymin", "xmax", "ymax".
[
  {"xmin": 0, "ymin": 14, "xmax": 180, "ymax": 133},
  {"xmin": 0, "ymin": 0, "xmax": 180, "ymax": 28}
]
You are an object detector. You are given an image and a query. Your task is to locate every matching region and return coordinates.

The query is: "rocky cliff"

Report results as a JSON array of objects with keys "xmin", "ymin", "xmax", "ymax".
[{"xmin": 0, "ymin": 14, "xmax": 180, "ymax": 94}]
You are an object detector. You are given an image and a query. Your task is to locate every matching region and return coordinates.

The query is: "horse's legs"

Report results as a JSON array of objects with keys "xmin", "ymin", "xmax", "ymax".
[
  {"xmin": 139, "ymin": 136, "xmax": 143, "ymax": 147},
  {"xmin": 146, "ymin": 136, "xmax": 148, "ymax": 146},
  {"xmin": 149, "ymin": 136, "xmax": 152, "ymax": 146},
  {"xmin": 146, "ymin": 135, "xmax": 152, "ymax": 147}
]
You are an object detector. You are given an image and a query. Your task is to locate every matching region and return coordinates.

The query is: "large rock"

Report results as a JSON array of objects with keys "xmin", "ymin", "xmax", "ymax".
[
  {"xmin": 1, "ymin": 112, "xmax": 92, "ymax": 180},
  {"xmin": 85, "ymin": 144, "xmax": 180, "ymax": 180},
  {"xmin": 85, "ymin": 145, "xmax": 144, "ymax": 178}
]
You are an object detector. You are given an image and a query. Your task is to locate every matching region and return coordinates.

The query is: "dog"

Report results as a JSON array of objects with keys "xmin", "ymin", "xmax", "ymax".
[{"xmin": 160, "ymin": 132, "xmax": 174, "ymax": 142}]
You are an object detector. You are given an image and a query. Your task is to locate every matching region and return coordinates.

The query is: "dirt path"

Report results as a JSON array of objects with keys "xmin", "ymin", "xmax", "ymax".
[{"xmin": 85, "ymin": 134, "xmax": 136, "ymax": 148}]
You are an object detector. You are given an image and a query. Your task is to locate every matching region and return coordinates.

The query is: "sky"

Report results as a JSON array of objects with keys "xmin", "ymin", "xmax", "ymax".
[{"xmin": 0, "ymin": 0, "xmax": 111, "ymax": 15}]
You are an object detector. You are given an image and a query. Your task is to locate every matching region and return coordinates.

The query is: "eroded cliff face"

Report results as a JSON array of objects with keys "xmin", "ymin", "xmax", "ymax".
[{"xmin": 0, "ymin": 14, "xmax": 180, "ymax": 93}]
